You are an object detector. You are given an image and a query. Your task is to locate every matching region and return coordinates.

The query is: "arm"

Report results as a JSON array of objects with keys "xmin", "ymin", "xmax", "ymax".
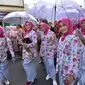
[
  {"xmin": 63, "ymin": 36, "xmax": 78, "ymax": 84},
  {"xmin": 70, "ymin": 37, "xmax": 78, "ymax": 75},
  {"xmin": 63, "ymin": 36, "xmax": 78, "ymax": 75},
  {"xmin": 26, "ymin": 32, "xmax": 37, "ymax": 48},
  {"xmin": 6, "ymin": 38, "xmax": 15, "ymax": 58}
]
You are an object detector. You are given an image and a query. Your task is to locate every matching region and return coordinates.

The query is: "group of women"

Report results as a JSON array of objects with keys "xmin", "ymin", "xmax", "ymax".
[
  {"xmin": 55, "ymin": 17, "xmax": 85, "ymax": 85},
  {"xmin": 0, "ymin": 17, "xmax": 85, "ymax": 85}
]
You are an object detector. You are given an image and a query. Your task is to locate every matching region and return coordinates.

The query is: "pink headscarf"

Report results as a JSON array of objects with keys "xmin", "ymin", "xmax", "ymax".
[
  {"xmin": 55, "ymin": 21, "xmax": 59, "ymax": 34},
  {"xmin": 0, "ymin": 26, "xmax": 5, "ymax": 38},
  {"xmin": 58, "ymin": 18, "xmax": 73, "ymax": 41},
  {"xmin": 80, "ymin": 17, "xmax": 85, "ymax": 35},
  {"xmin": 40, "ymin": 22, "xmax": 50, "ymax": 35},
  {"xmin": 24, "ymin": 21, "xmax": 33, "ymax": 34}
]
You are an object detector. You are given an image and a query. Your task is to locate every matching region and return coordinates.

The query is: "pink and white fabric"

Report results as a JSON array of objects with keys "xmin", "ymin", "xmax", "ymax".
[
  {"xmin": 6, "ymin": 26, "xmax": 18, "ymax": 52},
  {"xmin": 39, "ymin": 29, "xmax": 56, "ymax": 58},
  {"xmin": 56, "ymin": 18, "xmax": 79, "ymax": 77},
  {"xmin": 0, "ymin": 26, "xmax": 14, "ymax": 61},
  {"xmin": 22, "ymin": 30, "xmax": 37, "ymax": 59}
]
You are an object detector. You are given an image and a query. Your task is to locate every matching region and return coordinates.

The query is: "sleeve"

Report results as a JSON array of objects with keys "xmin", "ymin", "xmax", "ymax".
[
  {"xmin": 47, "ymin": 32, "xmax": 56, "ymax": 46},
  {"xmin": 69, "ymin": 37, "xmax": 78, "ymax": 75},
  {"xmin": 7, "ymin": 38, "xmax": 15, "ymax": 58},
  {"xmin": 58, "ymin": 38, "xmax": 71, "ymax": 65},
  {"xmin": 64, "ymin": 36, "xmax": 78, "ymax": 76},
  {"xmin": 27, "ymin": 32, "xmax": 37, "ymax": 48}
]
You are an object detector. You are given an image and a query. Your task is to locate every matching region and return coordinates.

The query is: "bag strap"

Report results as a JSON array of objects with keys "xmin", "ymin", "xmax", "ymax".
[{"xmin": 77, "ymin": 29, "xmax": 85, "ymax": 45}]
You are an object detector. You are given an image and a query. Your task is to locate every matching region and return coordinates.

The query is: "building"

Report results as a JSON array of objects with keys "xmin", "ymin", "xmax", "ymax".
[
  {"xmin": 24, "ymin": 4, "xmax": 29, "ymax": 12},
  {"xmin": 0, "ymin": 0, "xmax": 24, "ymax": 12},
  {"xmin": 0, "ymin": 0, "xmax": 24, "ymax": 25}
]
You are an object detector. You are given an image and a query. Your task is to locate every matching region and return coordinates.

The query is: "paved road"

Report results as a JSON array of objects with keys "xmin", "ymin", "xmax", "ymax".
[
  {"xmin": 8, "ymin": 56, "xmax": 55, "ymax": 85},
  {"xmin": 8, "ymin": 56, "xmax": 78, "ymax": 85}
]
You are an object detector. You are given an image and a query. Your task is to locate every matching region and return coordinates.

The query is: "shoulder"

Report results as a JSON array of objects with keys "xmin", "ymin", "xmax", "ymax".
[
  {"xmin": 48, "ymin": 29, "xmax": 55, "ymax": 35},
  {"xmin": 65, "ymin": 35, "xmax": 78, "ymax": 44},
  {"xmin": 30, "ymin": 30, "xmax": 37, "ymax": 37},
  {"xmin": 29, "ymin": 30, "xmax": 36, "ymax": 34},
  {"xmin": 65, "ymin": 35, "xmax": 76, "ymax": 41}
]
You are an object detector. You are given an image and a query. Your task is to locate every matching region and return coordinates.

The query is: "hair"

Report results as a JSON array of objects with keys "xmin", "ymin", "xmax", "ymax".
[
  {"xmin": 18, "ymin": 25, "xmax": 22, "ymax": 28},
  {"xmin": 40, "ymin": 19, "xmax": 48, "ymax": 24}
]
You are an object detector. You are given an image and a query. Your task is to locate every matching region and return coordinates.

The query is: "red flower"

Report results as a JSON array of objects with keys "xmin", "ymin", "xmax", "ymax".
[
  {"xmin": 73, "ymin": 58, "xmax": 76, "ymax": 62},
  {"xmin": 64, "ymin": 66, "xmax": 68, "ymax": 70},
  {"xmin": 74, "ymin": 40, "xmax": 77, "ymax": 43},
  {"xmin": 70, "ymin": 70, "xmax": 73, "ymax": 74},
  {"xmin": 65, "ymin": 45, "xmax": 69, "ymax": 49},
  {"xmin": 47, "ymin": 54, "xmax": 50, "ymax": 56},
  {"xmin": 66, "ymin": 53, "xmax": 70, "ymax": 56}
]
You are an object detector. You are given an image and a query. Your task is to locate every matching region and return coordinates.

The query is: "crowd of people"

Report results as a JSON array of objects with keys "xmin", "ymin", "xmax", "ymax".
[{"xmin": 0, "ymin": 17, "xmax": 85, "ymax": 85}]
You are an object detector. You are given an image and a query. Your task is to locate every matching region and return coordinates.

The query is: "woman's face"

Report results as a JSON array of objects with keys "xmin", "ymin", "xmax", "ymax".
[
  {"xmin": 25, "ymin": 23, "xmax": 30, "ymax": 30},
  {"xmin": 81, "ymin": 20, "xmax": 85, "ymax": 29},
  {"xmin": 59, "ymin": 21, "xmax": 68, "ymax": 34},
  {"xmin": 39, "ymin": 25, "xmax": 45, "ymax": 32}
]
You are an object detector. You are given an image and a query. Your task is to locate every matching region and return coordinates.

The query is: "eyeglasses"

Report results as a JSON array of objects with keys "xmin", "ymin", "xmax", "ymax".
[{"xmin": 26, "ymin": 24, "xmax": 30, "ymax": 26}]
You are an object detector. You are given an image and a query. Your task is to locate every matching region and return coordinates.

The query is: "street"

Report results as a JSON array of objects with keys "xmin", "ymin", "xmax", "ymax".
[
  {"xmin": 8, "ymin": 56, "xmax": 77, "ymax": 85},
  {"xmin": 8, "ymin": 56, "xmax": 54, "ymax": 85}
]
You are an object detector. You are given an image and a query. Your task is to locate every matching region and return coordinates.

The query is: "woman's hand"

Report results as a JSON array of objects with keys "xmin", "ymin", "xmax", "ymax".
[
  {"xmin": 73, "ymin": 29, "xmax": 79, "ymax": 36},
  {"xmin": 52, "ymin": 34, "xmax": 56, "ymax": 40},
  {"xmin": 23, "ymin": 43, "xmax": 28, "ymax": 48},
  {"xmin": 66, "ymin": 74, "xmax": 75, "ymax": 84}
]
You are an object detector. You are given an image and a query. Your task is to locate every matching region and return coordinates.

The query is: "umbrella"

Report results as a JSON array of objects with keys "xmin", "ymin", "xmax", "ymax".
[
  {"xmin": 3, "ymin": 11, "xmax": 37, "ymax": 24},
  {"xmin": 56, "ymin": 5, "xmax": 84, "ymax": 25},
  {"xmin": 32, "ymin": 4, "xmax": 59, "ymax": 21},
  {"xmin": 28, "ymin": 0, "xmax": 83, "ymax": 22},
  {"xmin": 28, "ymin": 0, "xmax": 51, "ymax": 18}
]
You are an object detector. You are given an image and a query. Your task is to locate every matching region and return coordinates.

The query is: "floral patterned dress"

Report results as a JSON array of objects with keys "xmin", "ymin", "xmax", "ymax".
[
  {"xmin": 22, "ymin": 30, "xmax": 37, "ymax": 82},
  {"xmin": 22, "ymin": 30, "xmax": 37, "ymax": 60},
  {"xmin": 40, "ymin": 29, "xmax": 56, "ymax": 58},
  {"xmin": 39, "ymin": 29, "xmax": 56, "ymax": 79},
  {"xmin": 0, "ymin": 37, "xmax": 14, "ymax": 81},
  {"xmin": 77, "ymin": 32, "xmax": 85, "ymax": 85},
  {"xmin": 0, "ymin": 37, "xmax": 14, "ymax": 62},
  {"xmin": 56, "ymin": 35, "xmax": 79, "ymax": 85}
]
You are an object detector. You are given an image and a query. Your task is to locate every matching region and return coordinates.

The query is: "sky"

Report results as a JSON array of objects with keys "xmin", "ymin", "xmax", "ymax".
[
  {"xmin": 74, "ymin": 0, "xmax": 84, "ymax": 7},
  {"xmin": 24, "ymin": 0, "xmax": 84, "ymax": 7}
]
